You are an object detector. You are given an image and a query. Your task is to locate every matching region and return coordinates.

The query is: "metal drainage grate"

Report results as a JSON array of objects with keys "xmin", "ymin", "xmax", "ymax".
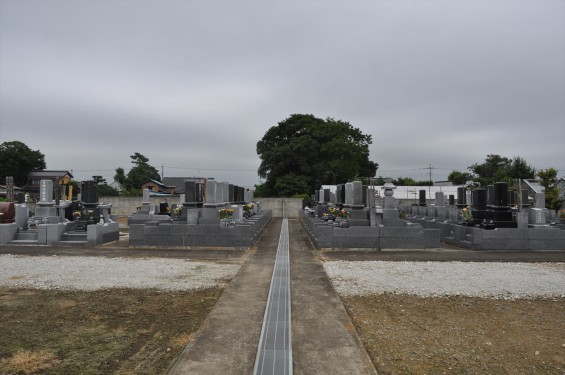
[{"xmin": 253, "ymin": 218, "xmax": 292, "ymax": 375}]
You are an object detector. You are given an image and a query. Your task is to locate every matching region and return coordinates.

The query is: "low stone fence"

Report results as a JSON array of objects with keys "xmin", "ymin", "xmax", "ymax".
[
  {"xmin": 407, "ymin": 216, "xmax": 565, "ymax": 250},
  {"xmin": 129, "ymin": 210, "xmax": 272, "ymax": 249},
  {"xmin": 300, "ymin": 211, "xmax": 439, "ymax": 250}
]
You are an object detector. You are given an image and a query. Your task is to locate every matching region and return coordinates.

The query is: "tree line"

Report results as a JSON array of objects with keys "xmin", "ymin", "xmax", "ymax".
[
  {"xmin": 1, "ymin": 117, "xmax": 562, "ymax": 211},
  {"xmin": 0, "ymin": 141, "xmax": 160, "ymax": 197}
]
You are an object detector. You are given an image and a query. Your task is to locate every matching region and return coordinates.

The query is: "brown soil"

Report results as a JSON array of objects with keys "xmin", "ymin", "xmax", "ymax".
[
  {"xmin": 0, "ymin": 287, "xmax": 222, "ymax": 374},
  {"xmin": 343, "ymin": 294, "xmax": 565, "ymax": 375}
]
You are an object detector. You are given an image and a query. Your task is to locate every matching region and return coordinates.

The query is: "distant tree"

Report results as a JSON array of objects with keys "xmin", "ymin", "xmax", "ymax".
[
  {"xmin": 253, "ymin": 183, "xmax": 270, "ymax": 198},
  {"xmin": 395, "ymin": 177, "xmax": 417, "ymax": 186},
  {"xmin": 468, "ymin": 154, "xmax": 512, "ymax": 186},
  {"xmin": 0, "ymin": 141, "xmax": 46, "ymax": 186},
  {"xmin": 92, "ymin": 175, "xmax": 106, "ymax": 184},
  {"xmin": 537, "ymin": 168, "xmax": 561, "ymax": 211},
  {"xmin": 414, "ymin": 180, "xmax": 434, "ymax": 186},
  {"xmin": 468, "ymin": 154, "xmax": 534, "ymax": 186},
  {"xmin": 273, "ymin": 173, "xmax": 310, "ymax": 197},
  {"xmin": 503, "ymin": 156, "xmax": 536, "ymax": 180},
  {"xmin": 122, "ymin": 153, "xmax": 160, "ymax": 190},
  {"xmin": 114, "ymin": 168, "xmax": 126, "ymax": 186},
  {"xmin": 374, "ymin": 176, "xmax": 386, "ymax": 185},
  {"xmin": 257, "ymin": 114, "xmax": 378, "ymax": 196},
  {"xmin": 448, "ymin": 171, "xmax": 472, "ymax": 185},
  {"xmin": 92, "ymin": 175, "xmax": 119, "ymax": 197},
  {"xmin": 69, "ymin": 180, "xmax": 80, "ymax": 200}
]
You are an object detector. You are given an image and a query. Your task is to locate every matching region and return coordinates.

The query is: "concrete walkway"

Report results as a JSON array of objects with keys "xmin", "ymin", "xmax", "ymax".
[{"xmin": 168, "ymin": 218, "xmax": 376, "ymax": 374}]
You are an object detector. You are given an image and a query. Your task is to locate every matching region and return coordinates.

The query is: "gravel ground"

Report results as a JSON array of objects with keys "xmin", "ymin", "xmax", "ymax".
[
  {"xmin": 324, "ymin": 261, "xmax": 565, "ymax": 299},
  {"xmin": 0, "ymin": 254, "xmax": 241, "ymax": 291}
]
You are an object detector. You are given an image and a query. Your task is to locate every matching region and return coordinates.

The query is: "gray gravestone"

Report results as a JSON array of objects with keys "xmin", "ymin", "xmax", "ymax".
[
  {"xmin": 352, "ymin": 181, "xmax": 363, "ymax": 207},
  {"xmin": 222, "ymin": 182, "xmax": 230, "ymax": 205},
  {"xmin": 344, "ymin": 183, "xmax": 353, "ymax": 206},
  {"xmin": 205, "ymin": 178, "xmax": 220, "ymax": 206},
  {"xmin": 529, "ymin": 208, "xmax": 545, "ymax": 225},
  {"xmin": 39, "ymin": 179, "xmax": 54, "ymax": 204},
  {"xmin": 5, "ymin": 176, "xmax": 14, "ymax": 202},
  {"xmin": 142, "ymin": 188, "xmax": 151, "ymax": 203},
  {"xmin": 534, "ymin": 192, "xmax": 545, "ymax": 209},
  {"xmin": 435, "ymin": 192, "xmax": 444, "ymax": 206}
]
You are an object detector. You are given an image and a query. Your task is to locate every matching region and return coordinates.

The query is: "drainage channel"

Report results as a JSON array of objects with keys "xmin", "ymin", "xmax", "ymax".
[{"xmin": 253, "ymin": 218, "xmax": 292, "ymax": 375}]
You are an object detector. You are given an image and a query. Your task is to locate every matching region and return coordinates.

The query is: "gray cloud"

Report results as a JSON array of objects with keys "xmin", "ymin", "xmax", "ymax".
[{"xmin": 1, "ymin": 0, "xmax": 563, "ymax": 186}]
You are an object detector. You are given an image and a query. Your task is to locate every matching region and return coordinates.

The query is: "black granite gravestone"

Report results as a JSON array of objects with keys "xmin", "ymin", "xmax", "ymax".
[
  {"xmin": 493, "ymin": 182, "xmax": 508, "ymax": 207},
  {"xmin": 486, "ymin": 185, "xmax": 494, "ymax": 207},
  {"xmin": 419, "ymin": 190, "xmax": 426, "ymax": 206},
  {"xmin": 81, "ymin": 181, "xmax": 98, "ymax": 204},
  {"xmin": 229, "ymin": 184, "xmax": 235, "ymax": 203},
  {"xmin": 456, "ymin": 187, "xmax": 466, "ymax": 208}
]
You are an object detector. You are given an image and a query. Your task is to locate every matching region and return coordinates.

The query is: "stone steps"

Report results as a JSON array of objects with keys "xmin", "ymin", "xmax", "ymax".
[
  {"xmin": 10, "ymin": 230, "xmax": 39, "ymax": 244},
  {"xmin": 60, "ymin": 232, "xmax": 87, "ymax": 245},
  {"xmin": 9, "ymin": 239, "xmax": 39, "ymax": 245}
]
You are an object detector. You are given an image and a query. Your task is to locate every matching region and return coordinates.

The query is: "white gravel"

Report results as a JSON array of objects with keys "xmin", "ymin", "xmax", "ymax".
[
  {"xmin": 323, "ymin": 261, "xmax": 565, "ymax": 300},
  {"xmin": 0, "ymin": 254, "xmax": 241, "ymax": 291}
]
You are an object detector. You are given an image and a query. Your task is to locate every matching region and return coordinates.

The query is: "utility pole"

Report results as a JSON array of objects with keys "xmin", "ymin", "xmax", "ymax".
[{"xmin": 422, "ymin": 164, "xmax": 437, "ymax": 198}]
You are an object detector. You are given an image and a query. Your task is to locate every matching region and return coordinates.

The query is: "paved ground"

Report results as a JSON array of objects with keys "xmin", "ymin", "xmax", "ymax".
[
  {"xmin": 288, "ymin": 219, "xmax": 376, "ymax": 374},
  {"xmin": 168, "ymin": 218, "xmax": 376, "ymax": 374},
  {"xmin": 168, "ymin": 218, "xmax": 281, "ymax": 374},
  {"xmin": 2, "ymin": 220, "xmax": 564, "ymax": 375}
]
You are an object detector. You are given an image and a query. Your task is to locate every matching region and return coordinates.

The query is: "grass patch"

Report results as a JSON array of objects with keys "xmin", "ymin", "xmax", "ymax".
[{"xmin": 0, "ymin": 287, "xmax": 222, "ymax": 374}]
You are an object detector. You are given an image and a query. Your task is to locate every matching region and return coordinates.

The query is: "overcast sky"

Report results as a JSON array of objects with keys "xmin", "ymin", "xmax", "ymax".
[{"xmin": 1, "ymin": 0, "xmax": 564, "ymax": 187}]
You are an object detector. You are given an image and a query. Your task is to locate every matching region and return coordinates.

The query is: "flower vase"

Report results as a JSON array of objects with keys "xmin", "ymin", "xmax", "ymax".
[{"xmin": 340, "ymin": 219, "xmax": 349, "ymax": 228}]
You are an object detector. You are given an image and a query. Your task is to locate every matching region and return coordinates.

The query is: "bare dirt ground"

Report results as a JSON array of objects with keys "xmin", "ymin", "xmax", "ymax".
[
  {"xmin": 1, "ymin": 245, "xmax": 564, "ymax": 374},
  {"xmin": 0, "ymin": 287, "xmax": 222, "ymax": 374},
  {"xmin": 322, "ymin": 251, "xmax": 565, "ymax": 374},
  {"xmin": 343, "ymin": 294, "xmax": 565, "ymax": 375}
]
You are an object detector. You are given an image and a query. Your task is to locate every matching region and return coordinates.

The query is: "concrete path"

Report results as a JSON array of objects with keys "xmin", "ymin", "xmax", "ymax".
[
  {"xmin": 168, "ymin": 218, "xmax": 377, "ymax": 374},
  {"xmin": 168, "ymin": 219, "xmax": 281, "ymax": 375},
  {"xmin": 288, "ymin": 219, "xmax": 376, "ymax": 374}
]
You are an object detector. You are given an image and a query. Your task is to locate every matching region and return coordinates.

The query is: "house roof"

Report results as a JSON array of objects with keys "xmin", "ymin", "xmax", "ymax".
[
  {"xmin": 28, "ymin": 170, "xmax": 74, "ymax": 178},
  {"xmin": 142, "ymin": 179, "xmax": 174, "ymax": 189},
  {"xmin": 0, "ymin": 185, "xmax": 24, "ymax": 193},
  {"xmin": 162, "ymin": 177, "xmax": 206, "ymax": 194}
]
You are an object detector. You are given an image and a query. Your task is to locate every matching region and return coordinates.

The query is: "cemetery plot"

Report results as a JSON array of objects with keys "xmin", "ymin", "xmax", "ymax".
[
  {"xmin": 0, "ymin": 288, "xmax": 223, "ymax": 375},
  {"xmin": 344, "ymin": 294, "xmax": 565, "ymax": 375}
]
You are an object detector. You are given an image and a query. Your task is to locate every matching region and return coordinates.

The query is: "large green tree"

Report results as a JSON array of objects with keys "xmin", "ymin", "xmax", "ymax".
[
  {"xmin": 256, "ymin": 114, "xmax": 378, "ymax": 196},
  {"xmin": 0, "ymin": 141, "xmax": 46, "ymax": 186}
]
